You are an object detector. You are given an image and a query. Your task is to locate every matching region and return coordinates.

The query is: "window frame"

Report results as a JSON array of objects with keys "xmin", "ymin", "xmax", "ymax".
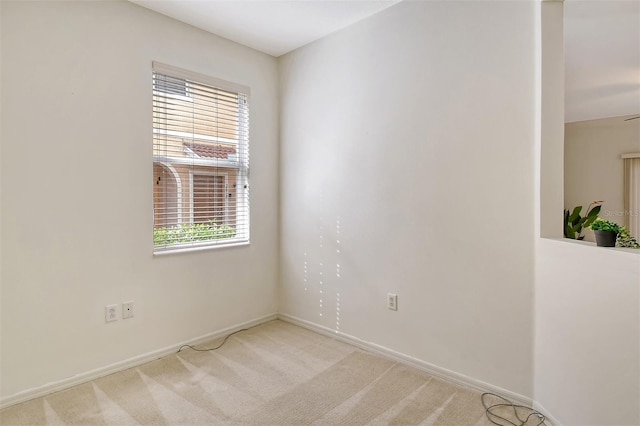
[{"xmin": 152, "ymin": 62, "xmax": 250, "ymax": 255}]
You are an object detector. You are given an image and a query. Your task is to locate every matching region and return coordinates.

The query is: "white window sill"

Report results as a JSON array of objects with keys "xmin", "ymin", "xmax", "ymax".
[
  {"xmin": 153, "ymin": 240, "xmax": 250, "ymax": 256},
  {"xmin": 545, "ymin": 237, "xmax": 640, "ymax": 256}
]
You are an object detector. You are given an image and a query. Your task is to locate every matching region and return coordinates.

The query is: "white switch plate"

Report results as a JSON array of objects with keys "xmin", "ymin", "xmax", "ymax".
[{"xmin": 122, "ymin": 301, "xmax": 134, "ymax": 319}]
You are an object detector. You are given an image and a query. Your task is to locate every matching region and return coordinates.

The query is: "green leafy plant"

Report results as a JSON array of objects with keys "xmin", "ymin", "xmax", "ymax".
[
  {"xmin": 589, "ymin": 218, "xmax": 640, "ymax": 248},
  {"xmin": 564, "ymin": 201, "xmax": 602, "ymax": 240},
  {"xmin": 589, "ymin": 218, "xmax": 622, "ymax": 233},
  {"xmin": 154, "ymin": 221, "xmax": 235, "ymax": 246},
  {"xmin": 617, "ymin": 226, "xmax": 640, "ymax": 249}
]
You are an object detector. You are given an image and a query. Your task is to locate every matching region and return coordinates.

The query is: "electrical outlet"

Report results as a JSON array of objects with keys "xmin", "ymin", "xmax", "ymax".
[
  {"xmin": 387, "ymin": 293, "xmax": 398, "ymax": 311},
  {"xmin": 122, "ymin": 301, "xmax": 134, "ymax": 319},
  {"xmin": 105, "ymin": 304, "xmax": 118, "ymax": 322}
]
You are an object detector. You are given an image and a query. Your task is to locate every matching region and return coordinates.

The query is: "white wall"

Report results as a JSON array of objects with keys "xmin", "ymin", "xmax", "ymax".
[
  {"xmin": 0, "ymin": 0, "xmax": 279, "ymax": 399},
  {"xmin": 565, "ymin": 115, "xmax": 640, "ymax": 241},
  {"xmin": 535, "ymin": 240, "xmax": 640, "ymax": 425},
  {"xmin": 535, "ymin": 3, "xmax": 640, "ymax": 424},
  {"xmin": 539, "ymin": 0, "xmax": 565, "ymax": 240},
  {"xmin": 279, "ymin": 1, "xmax": 536, "ymax": 398}
]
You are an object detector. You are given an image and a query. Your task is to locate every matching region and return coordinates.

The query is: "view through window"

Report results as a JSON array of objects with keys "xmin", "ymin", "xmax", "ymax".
[{"xmin": 152, "ymin": 63, "xmax": 250, "ymax": 253}]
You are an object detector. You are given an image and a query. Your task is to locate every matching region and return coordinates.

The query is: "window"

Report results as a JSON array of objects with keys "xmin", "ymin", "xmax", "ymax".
[
  {"xmin": 623, "ymin": 155, "xmax": 640, "ymax": 239},
  {"xmin": 152, "ymin": 62, "xmax": 250, "ymax": 253}
]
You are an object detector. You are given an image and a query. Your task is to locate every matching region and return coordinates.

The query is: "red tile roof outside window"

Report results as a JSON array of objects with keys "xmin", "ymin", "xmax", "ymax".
[{"xmin": 185, "ymin": 141, "xmax": 237, "ymax": 159}]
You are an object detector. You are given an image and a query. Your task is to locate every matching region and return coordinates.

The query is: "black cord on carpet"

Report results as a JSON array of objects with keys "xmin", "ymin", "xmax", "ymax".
[
  {"xmin": 177, "ymin": 328, "xmax": 249, "ymax": 353},
  {"xmin": 481, "ymin": 392, "xmax": 547, "ymax": 426}
]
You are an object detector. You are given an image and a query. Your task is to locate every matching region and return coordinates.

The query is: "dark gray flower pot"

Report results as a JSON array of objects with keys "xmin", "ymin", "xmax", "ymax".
[{"xmin": 594, "ymin": 230, "xmax": 617, "ymax": 247}]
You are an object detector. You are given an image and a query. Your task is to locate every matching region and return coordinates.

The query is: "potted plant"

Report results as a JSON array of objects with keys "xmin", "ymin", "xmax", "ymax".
[
  {"xmin": 589, "ymin": 218, "xmax": 621, "ymax": 247},
  {"xmin": 564, "ymin": 200, "xmax": 602, "ymax": 240}
]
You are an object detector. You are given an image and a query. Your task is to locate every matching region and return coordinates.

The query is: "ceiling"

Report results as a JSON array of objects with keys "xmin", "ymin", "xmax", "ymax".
[
  {"xmin": 130, "ymin": 0, "xmax": 640, "ymax": 123},
  {"xmin": 130, "ymin": 0, "xmax": 400, "ymax": 57},
  {"xmin": 564, "ymin": 0, "xmax": 640, "ymax": 123}
]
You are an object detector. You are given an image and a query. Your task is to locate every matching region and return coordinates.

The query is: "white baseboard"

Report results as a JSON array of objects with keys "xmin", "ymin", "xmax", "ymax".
[
  {"xmin": 278, "ymin": 313, "xmax": 533, "ymax": 407},
  {"xmin": 0, "ymin": 313, "xmax": 278, "ymax": 410},
  {"xmin": 533, "ymin": 400, "xmax": 562, "ymax": 426}
]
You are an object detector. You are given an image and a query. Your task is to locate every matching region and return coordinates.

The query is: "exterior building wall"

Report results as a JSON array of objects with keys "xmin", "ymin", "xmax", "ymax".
[{"xmin": 153, "ymin": 162, "xmax": 238, "ymax": 229}]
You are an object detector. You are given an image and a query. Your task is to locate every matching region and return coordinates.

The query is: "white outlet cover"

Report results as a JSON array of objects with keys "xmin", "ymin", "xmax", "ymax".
[
  {"xmin": 105, "ymin": 304, "xmax": 118, "ymax": 322},
  {"xmin": 388, "ymin": 293, "xmax": 398, "ymax": 311}
]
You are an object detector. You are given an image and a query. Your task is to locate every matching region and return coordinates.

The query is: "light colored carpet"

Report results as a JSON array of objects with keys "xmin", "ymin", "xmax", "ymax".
[{"xmin": 0, "ymin": 320, "xmax": 501, "ymax": 425}]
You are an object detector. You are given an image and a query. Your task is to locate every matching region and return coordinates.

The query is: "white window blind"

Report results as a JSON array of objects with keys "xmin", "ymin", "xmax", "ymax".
[{"xmin": 152, "ymin": 62, "xmax": 250, "ymax": 253}]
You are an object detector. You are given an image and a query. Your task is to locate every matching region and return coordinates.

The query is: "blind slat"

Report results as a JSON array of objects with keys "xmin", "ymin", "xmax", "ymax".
[{"xmin": 153, "ymin": 65, "xmax": 250, "ymax": 253}]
